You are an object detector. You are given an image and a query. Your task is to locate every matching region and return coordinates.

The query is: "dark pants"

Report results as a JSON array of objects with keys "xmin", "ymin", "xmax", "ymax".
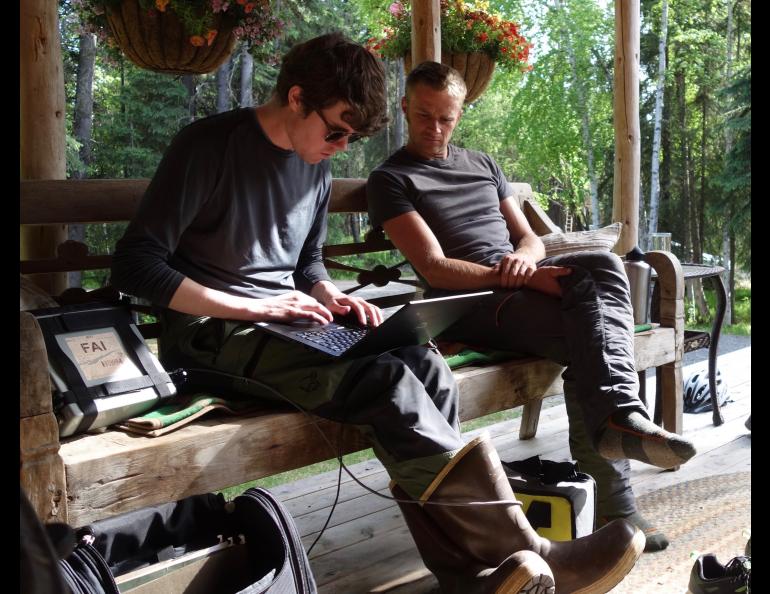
[
  {"xmin": 158, "ymin": 309, "xmax": 465, "ymax": 500},
  {"xmin": 439, "ymin": 251, "xmax": 646, "ymax": 517}
]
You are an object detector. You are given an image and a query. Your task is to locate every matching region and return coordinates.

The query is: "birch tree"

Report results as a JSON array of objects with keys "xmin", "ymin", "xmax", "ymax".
[
  {"xmin": 646, "ymin": 0, "xmax": 668, "ymax": 248},
  {"xmin": 721, "ymin": 0, "xmax": 734, "ymax": 323},
  {"xmin": 216, "ymin": 57, "xmax": 232, "ymax": 113},
  {"xmin": 240, "ymin": 45, "xmax": 254, "ymax": 107}
]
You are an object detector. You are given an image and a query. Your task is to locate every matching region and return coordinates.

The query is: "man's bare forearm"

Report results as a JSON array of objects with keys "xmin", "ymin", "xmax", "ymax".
[
  {"xmin": 168, "ymin": 277, "xmax": 274, "ymax": 320},
  {"xmin": 419, "ymin": 257, "xmax": 500, "ymax": 291},
  {"xmin": 514, "ymin": 233, "xmax": 546, "ymax": 262}
]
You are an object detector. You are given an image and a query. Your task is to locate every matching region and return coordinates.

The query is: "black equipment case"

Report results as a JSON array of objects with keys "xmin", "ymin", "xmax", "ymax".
[{"xmin": 30, "ymin": 302, "xmax": 178, "ymax": 437}]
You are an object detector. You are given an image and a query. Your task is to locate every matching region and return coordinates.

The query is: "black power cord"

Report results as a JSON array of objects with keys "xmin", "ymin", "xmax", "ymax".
[{"xmin": 179, "ymin": 367, "xmax": 522, "ymax": 555}]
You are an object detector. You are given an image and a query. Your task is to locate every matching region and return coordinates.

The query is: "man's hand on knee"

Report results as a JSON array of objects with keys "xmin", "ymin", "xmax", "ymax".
[
  {"xmin": 524, "ymin": 266, "xmax": 572, "ymax": 298},
  {"xmin": 493, "ymin": 252, "xmax": 537, "ymax": 289}
]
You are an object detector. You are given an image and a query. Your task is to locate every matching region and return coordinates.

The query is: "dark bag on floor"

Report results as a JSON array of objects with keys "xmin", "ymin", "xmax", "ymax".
[
  {"xmin": 502, "ymin": 455, "xmax": 596, "ymax": 542},
  {"xmin": 58, "ymin": 488, "xmax": 317, "ymax": 594}
]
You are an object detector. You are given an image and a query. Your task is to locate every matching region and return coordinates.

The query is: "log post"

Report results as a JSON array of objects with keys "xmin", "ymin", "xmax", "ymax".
[
  {"xmin": 21, "ymin": 0, "xmax": 68, "ymax": 295},
  {"xmin": 612, "ymin": 0, "xmax": 641, "ymax": 255},
  {"xmin": 411, "ymin": 0, "xmax": 441, "ymax": 66},
  {"xmin": 20, "ymin": 312, "xmax": 68, "ymax": 524}
]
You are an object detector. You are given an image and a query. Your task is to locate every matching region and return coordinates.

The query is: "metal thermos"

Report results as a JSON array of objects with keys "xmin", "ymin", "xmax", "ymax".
[{"xmin": 624, "ymin": 246, "xmax": 651, "ymax": 325}]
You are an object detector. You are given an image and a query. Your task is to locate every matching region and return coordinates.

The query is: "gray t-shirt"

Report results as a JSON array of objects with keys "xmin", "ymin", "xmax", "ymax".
[
  {"xmin": 367, "ymin": 145, "xmax": 515, "ymax": 268},
  {"xmin": 112, "ymin": 108, "xmax": 331, "ymax": 307}
]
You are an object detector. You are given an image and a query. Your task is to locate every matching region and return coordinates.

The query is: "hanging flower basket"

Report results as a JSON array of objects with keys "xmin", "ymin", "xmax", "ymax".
[
  {"xmin": 104, "ymin": 0, "xmax": 237, "ymax": 75},
  {"xmin": 403, "ymin": 51, "xmax": 496, "ymax": 104},
  {"xmin": 368, "ymin": 2, "xmax": 531, "ymax": 103}
]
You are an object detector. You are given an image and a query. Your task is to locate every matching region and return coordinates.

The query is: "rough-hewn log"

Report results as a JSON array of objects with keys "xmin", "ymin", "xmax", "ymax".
[
  {"xmin": 21, "ymin": 179, "xmax": 540, "ymax": 224},
  {"xmin": 58, "ymin": 325, "xmax": 678, "ymax": 526},
  {"xmin": 20, "ymin": 312, "xmax": 54, "ymax": 418},
  {"xmin": 21, "ymin": 179, "xmax": 150, "ymax": 225},
  {"xmin": 411, "ymin": 0, "xmax": 440, "ymax": 66},
  {"xmin": 612, "ymin": 0, "xmax": 641, "ymax": 254},
  {"xmin": 20, "ymin": 413, "xmax": 68, "ymax": 524},
  {"xmin": 20, "ymin": 0, "xmax": 68, "ymax": 295}
]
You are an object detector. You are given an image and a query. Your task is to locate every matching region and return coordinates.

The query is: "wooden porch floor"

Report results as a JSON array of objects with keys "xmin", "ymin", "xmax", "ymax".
[{"xmin": 268, "ymin": 341, "xmax": 751, "ymax": 594}]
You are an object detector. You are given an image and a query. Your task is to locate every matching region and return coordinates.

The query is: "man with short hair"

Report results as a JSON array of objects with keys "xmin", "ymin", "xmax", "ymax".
[
  {"xmin": 368, "ymin": 61, "xmax": 696, "ymax": 555},
  {"xmin": 113, "ymin": 36, "xmax": 643, "ymax": 594}
]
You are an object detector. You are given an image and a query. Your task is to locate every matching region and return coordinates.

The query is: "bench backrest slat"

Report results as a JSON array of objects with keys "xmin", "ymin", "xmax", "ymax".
[{"xmin": 20, "ymin": 178, "xmax": 548, "ymax": 278}]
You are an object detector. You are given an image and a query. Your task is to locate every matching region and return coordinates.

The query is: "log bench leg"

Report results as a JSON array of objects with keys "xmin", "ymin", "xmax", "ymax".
[
  {"xmin": 20, "ymin": 413, "xmax": 68, "ymax": 524},
  {"xmin": 20, "ymin": 312, "xmax": 68, "ymax": 523},
  {"xmin": 519, "ymin": 400, "xmax": 543, "ymax": 440},
  {"xmin": 656, "ymin": 360, "xmax": 684, "ymax": 470}
]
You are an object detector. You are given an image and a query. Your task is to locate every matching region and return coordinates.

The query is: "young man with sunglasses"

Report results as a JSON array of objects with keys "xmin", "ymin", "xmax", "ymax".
[{"xmin": 112, "ymin": 34, "xmax": 645, "ymax": 594}]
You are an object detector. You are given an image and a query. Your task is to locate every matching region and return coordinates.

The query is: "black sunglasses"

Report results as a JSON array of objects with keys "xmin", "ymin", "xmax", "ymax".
[{"xmin": 314, "ymin": 108, "xmax": 364, "ymax": 144}]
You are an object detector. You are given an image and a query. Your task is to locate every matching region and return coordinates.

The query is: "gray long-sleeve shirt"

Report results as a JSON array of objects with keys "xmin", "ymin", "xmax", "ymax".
[{"xmin": 112, "ymin": 108, "xmax": 332, "ymax": 307}]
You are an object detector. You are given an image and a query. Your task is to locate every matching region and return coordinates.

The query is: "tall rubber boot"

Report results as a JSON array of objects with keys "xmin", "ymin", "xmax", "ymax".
[
  {"xmin": 419, "ymin": 434, "xmax": 645, "ymax": 594},
  {"xmin": 392, "ymin": 482, "xmax": 555, "ymax": 594}
]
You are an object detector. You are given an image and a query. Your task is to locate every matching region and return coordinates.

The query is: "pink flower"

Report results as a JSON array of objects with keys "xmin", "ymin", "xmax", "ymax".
[{"xmin": 389, "ymin": 2, "xmax": 404, "ymax": 17}]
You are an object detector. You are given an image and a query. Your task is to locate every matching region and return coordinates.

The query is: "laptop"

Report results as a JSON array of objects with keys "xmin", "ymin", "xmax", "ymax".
[{"xmin": 256, "ymin": 291, "xmax": 493, "ymax": 358}]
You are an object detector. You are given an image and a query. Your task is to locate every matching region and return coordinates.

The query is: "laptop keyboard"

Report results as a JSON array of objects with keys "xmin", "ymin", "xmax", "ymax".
[{"xmin": 296, "ymin": 327, "xmax": 370, "ymax": 354}]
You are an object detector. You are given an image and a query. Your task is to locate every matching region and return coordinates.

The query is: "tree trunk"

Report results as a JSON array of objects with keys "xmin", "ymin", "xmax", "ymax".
[
  {"xmin": 384, "ymin": 60, "xmax": 391, "ymax": 157},
  {"xmin": 554, "ymin": 0, "xmax": 599, "ymax": 230},
  {"xmin": 660, "ymin": 43, "xmax": 672, "ymax": 240},
  {"xmin": 676, "ymin": 69, "xmax": 692, "ymax": 262},
  {"xmin": 216, "ymin": 57, "xmax": 231, "ymax": 113},
  {"xmin": 697, "ymin": 94, "xmax": 706, "ymax": 263},
  {"xmin": 73, "ymin": 34, "xmax": 95, "ymax": 178},
  {"xmin": 722, "ymin": 0, "xmax": 735, "ymax": 324},
  {"xmin": 646, "ymin": 0, "xmax": 668, "ymax": 248},
  {"xmin": 394, "ymin": 58, "xmax": 405, "ymax": 147},
  {"xmin": 729, "ymin": 228, "xmax": 736, "ymax": 324},
  {"xmin": 349, "ymin": 214, "xmax": 361, "ymax": 244},
  {"xmin": 182, "ymin": 75, "xmax": 197, "ymax": 122},
  {"xmin": 693, "ymin": 95, "xmax": 709, "ymax": 318},
  {"xmin": 69, "ymin": 32, "xmax": 97, "ymax": 288},
  {"xmin": 240, "ymin": 45, "xmax": 253, "ymax": 107}
]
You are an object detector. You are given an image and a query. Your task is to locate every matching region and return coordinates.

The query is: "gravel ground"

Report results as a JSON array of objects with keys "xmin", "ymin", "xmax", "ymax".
[{"xmin": 683, "ymin": 333, "xmax": 751, "ymax": 365}]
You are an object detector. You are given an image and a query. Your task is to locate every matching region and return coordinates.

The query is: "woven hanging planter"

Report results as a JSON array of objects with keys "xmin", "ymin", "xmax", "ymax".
[
  {"xmin": 105, "ymin": 0, "xmax": 237, "ymax": 75},
  {"xmin": 404, "ymin": 52, "xmax": 496, "ymax": 103}
]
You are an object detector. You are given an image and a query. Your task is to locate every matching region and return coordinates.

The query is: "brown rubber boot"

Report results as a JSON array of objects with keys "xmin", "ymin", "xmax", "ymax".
[
  {"xmin": 392, "ymin": 482, "xmax": 555, "ymax": 594},
  {"xmin": 419, "ymin": 434, "xmax": 645, "ymax": 594}
]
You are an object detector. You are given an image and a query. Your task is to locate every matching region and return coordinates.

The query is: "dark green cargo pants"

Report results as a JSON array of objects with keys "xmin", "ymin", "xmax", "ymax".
[{"xmin": 158, "ymin": 310, "xmax": 464, "ymax": 499}]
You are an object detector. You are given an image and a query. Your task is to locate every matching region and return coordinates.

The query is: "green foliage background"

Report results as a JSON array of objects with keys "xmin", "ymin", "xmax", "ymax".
[{"xmin": 58, "ymin": 0, "xmax": 750, "ymax": 324}]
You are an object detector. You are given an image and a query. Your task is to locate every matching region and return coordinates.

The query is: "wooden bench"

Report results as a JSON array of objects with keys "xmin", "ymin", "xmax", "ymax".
[{"xmin": 20, "ymin": 178, "xmax": 685, "ymax": 528}]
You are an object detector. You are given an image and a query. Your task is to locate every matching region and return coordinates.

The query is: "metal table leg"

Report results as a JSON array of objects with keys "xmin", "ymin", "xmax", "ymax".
[{"xmin": 708, "ymin": 274, "xmax": 727, "ymax": 426}]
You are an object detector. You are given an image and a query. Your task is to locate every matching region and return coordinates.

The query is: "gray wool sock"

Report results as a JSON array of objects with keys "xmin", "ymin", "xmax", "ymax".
[{"xmin": 596, "ymin": 410, "xmax": 696, "ymax": 469}]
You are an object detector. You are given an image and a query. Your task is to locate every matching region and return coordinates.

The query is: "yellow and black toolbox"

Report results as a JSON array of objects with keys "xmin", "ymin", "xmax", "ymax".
[{"xmin": 503, "ymin": 455, "xmax": 596, "ymax": 541}]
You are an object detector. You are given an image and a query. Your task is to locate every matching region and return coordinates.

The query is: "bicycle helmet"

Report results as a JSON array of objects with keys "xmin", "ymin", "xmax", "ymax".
[{"xmin": 683, "ymin": 368, "xmax": 730, "ymax": 413}]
